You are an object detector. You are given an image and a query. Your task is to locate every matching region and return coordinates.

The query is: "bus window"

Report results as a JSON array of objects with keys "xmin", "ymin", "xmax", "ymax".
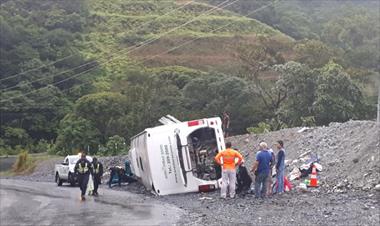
[
  {"xmin": 176, "ymin": 134, "xmax": 188, "ymax": 186},
  {"xmin": 187, "ymin": 127, "xmax": 220, "ymax": 181},
  {"xmin": 139, "ymin": 157, "xmax": 144, "ymax": 171}
]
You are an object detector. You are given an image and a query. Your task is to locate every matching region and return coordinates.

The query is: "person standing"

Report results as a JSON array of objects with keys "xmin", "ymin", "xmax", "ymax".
[
  {"xmin": 214, "ymin": 142, "xmax": 243, "ymax": 199},
  {"xmin": 251, "ymin": 142, "xmax": 273, "ymax": 199},
  {"xmin": 222, "ymin": 112, "xmax": 231, "ymax": 138},
  {"xmin": 74, "ymin": 152, "xmax": 93, "ymax": 201},
  {"xmin": 266, "ymin": 148, "xmax": 276, "ymax": 196},
  {"xmin": 92, "ymin": 157, "xmax": 103, "ymax": 196},
  {"xmin": 275, "ymin": 140, "xmax": 286, "ymax": 194}
]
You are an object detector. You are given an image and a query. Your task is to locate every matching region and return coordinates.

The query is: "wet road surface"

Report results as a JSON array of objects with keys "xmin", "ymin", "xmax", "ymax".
[{"xmin": 0, "ymin": 179, "xmax": 183, "ymax": 226}]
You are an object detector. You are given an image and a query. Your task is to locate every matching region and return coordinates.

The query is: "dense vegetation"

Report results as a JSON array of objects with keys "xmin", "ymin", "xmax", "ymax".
[{"xmin": 0, "ymin": 0, "xmax": 378, "ymax": 156}]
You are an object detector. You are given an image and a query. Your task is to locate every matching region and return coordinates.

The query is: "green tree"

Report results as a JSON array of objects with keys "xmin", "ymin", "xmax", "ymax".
[
  {"xmin": 105, "ymin": 135, "xmax": 127, "ymax": 156},
  {"xmin": 294, "ymin": 39, "xmax": 335, "ymax": 68},
  {"xmin": 274, "ymin": 61, "xmax": 315, "ymax": 126},
  {"xmin": 55, "ymin": 114, "xmax": 100, "ymax": 156},
  {"xmin": 183, "ymin": 75, "xmax": 258, "ymax": 134},
  {"xmin": 75, "ymin": 92, "xmax": 129, "ymax": 143},
  {"xmin": 313, "ymin": 62, "xmax": 366, "ymax": 125},
  {"xmin": 1, "ymin": 127, "xmax": 31, "ymax": 147}
]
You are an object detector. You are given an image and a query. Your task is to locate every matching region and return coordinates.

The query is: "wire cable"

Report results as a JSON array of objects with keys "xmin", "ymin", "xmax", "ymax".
[
  {"xmin": 50, "ymin": 0, "xmax": 279, "ymax": 100},
  {"xmin": 0, "ymin": 0, "xmax": 237, "ymax": 103},
  {"xmin": 0, "ymin": 0, "xmax": 231, "ymax": 93},
  {"xmin": 0, "ymin": 0, "xmax": 196, "ymax": 83}
]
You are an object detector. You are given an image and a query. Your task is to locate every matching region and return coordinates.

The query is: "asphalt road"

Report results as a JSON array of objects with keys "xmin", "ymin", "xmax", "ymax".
[{"xmin": 0, "ymin": 179, "xmax": 183, "ymax": 226}]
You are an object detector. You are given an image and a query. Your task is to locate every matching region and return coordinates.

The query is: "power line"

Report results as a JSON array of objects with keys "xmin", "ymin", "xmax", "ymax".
[
  {"xmin": 0, "ymin": 0, "xmax": 195, "ymax": 84},
  {"xmin": 37, "ymin": 0, "xmax": 280, "ymax": 101},
  {"xmin": 0, "ymin": 0, "xmax": 237, "ymax": 103},
  {"xmin": 0, "ymin": 0, "xmax": 230, "ymax": 93}
]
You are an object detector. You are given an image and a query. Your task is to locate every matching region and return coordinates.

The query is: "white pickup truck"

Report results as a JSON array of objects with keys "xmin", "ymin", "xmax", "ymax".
[{"xmin": 54, "ymin": 155, "xmax": 92, "ymax": 186}]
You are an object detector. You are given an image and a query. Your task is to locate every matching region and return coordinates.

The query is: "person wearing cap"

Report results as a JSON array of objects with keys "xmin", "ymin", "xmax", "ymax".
[
  {"xmin": 92, "ymin": 157, "xmax": 103, "ymax": 196},
  {"xmin": 214, "ymin": 142, "xmax": 243, "ymax": 199},
  {"xmin": 251, "ymin": 142, "xmax": 273, "ymax": 198}
]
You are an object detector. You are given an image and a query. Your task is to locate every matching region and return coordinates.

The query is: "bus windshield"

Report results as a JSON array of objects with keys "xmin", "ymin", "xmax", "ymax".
[{"xmin": 187, "ymin": 127, "xmax": 221, "ymax": 181}]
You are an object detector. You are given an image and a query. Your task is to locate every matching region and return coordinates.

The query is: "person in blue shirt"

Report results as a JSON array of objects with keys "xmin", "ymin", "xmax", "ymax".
[
  {"xmin": 276, "ymin": 140, "xmax": 286, "ymax": 194},
  {"xmin": 251, "ymin": 142, "xmax": 273, "ymax": 198}
]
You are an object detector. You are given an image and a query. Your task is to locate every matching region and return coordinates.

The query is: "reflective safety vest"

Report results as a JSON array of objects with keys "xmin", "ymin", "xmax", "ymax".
[
  {"xmin": 78, "ymin": 162, "xmax": 89, "ymax": 174},
  {"xmin": 93, "ymin": 163, "xmax": 100, "ymax": 174}
]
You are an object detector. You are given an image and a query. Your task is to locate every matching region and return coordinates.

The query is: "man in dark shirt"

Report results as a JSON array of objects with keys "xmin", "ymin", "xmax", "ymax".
[
  {"xmin": 251, "ymin": 142, "xmax": 273, "ymax": 198},
  {"xmin": 74, "ymin": 152, "xmax": 93, "ymax": 201},
  {"xmin": 108, "ymin": 166, "xmax": 123, "ymax": 188},
  {"xmin": 276, "ymin": 140, "xmax": 286, "ymax": 194},
  {"xmin": 92, "ymin": 157, "xmax": 103, "ymax": 196}
]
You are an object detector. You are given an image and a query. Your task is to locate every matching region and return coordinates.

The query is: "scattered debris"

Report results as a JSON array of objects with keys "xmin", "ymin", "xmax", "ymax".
[
  {"xmin": 227, "ymin": 120, "xmax": 380, "ymax": 192},
  {"xmin": 297, "ymin": 127, "xmax": 311, "ymax": 133},
  {"xmin": 199, "ymin": 197, "xmax": 213, "ymax": 200}
]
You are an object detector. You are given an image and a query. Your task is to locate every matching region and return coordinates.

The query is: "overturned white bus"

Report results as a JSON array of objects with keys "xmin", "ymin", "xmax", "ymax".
[{"xmin": 129, "ymin": 115, "xmax": 225, "ymax": 195}]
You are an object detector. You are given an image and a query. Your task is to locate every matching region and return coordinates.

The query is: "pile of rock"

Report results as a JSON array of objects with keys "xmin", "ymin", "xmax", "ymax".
[{"xmin": 227, "ymin": 120, "xmax": 380, "ymax": 192}]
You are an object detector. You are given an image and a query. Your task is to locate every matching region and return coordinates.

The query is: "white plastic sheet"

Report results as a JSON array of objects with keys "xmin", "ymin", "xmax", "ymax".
[{"xmin": 86, "ymin": 174, "xmax": 94, "ymax": 195}]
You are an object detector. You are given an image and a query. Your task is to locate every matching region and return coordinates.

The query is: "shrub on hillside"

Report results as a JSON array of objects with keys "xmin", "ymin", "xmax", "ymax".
[
  {"xmin": 247, "ymin": 122, "xmax": 272, "ymax": 134},
  {"xmin": 12, "ymin": 151, "xmax": 35, "ymax": 173}
]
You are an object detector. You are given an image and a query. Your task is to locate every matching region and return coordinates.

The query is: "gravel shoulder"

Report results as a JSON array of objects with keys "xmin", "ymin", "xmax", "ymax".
[{"xmin": 112, "ymin": 179, "xmax": 379, "ymax": 226}]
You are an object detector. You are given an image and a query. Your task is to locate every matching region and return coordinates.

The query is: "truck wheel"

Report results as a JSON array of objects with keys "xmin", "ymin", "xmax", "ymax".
[
  {"xmin": 68, "ymin": 173, "xmax": 75, "ymax": 187},
  {"xmin": 56, "ymin": 173, "xmax": 62, "ymax": 186}
]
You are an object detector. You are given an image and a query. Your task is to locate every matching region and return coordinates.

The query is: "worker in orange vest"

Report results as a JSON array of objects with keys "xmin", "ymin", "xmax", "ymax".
[{"xmin": 215, "ymin": 142, "xmax": 243, "ymax": 199}]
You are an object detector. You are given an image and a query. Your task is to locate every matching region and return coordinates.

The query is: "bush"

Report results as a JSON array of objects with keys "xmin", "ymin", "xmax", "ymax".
[
  {"xmin": 98, "ymin": 135, "xmax": 128, "ymax": 156},
  {"xmin": 301, "ymin": 116, "xmax": 316, "ymax": 127},
  {"xmin": 29, "ymin": 139, "xmax": 51, "ymax": 153},
  {"xmin": 247, "ymin": 122, "xmax": 272, "ymax": 134},
  {"xmin": 12, "ymin": 150, "xmax": 35, "ymax": 173}
]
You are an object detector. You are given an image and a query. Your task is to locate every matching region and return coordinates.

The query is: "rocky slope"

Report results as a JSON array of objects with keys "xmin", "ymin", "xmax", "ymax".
[{"xmin": 227, "ymin": 120, "xmax": 380, "ymax": 192}]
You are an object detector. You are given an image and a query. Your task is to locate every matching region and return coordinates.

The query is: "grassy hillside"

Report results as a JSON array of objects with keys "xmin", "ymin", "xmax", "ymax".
[
  {"xmin": 82, "ymin": 0, "xmax": 291, "ymax": 75},
  {"xmin": 1, "ymin": 0, "xmax": 375, "ymax": 156},
  {"xmin": 204, "ymin": 0, "xmax": 380, "ymax": 96}
]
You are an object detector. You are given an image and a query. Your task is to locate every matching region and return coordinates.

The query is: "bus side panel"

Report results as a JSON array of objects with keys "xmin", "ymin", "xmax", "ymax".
[
  {"xmin": 139, "ymin": 133, "xmax": 154, "ymax": 190},
  {"xmin": 147, "ymin": 130, "xmax": 187, "ymax": 195}
]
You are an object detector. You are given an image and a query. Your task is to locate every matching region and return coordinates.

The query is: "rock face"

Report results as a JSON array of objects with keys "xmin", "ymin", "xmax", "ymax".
[{"xmin": 227, "ymin": 120, "xmax": 380, "ymax": 191}]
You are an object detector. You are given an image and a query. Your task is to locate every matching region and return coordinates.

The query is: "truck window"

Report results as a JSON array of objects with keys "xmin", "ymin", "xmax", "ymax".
[
  {"xmin": 187, "ymin": 127, "xmax": 220, "ymax": 181},
  {"xmin": 64, "ymin": 158, "xmax": 69, "ymax": 164}
]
